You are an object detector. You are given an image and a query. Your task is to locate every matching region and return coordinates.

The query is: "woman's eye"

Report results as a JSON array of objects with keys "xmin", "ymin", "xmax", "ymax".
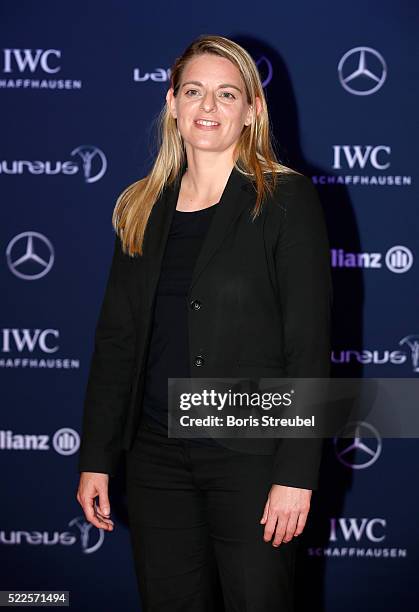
[{"xmin": 184, "ymin": 89, "xmax": 235, "ymax": 99}]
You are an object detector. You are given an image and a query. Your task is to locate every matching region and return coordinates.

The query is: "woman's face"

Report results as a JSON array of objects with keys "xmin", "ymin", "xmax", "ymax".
[{"xmin": 167, "ymin": 53, "xmax": 261, "ymax": 155}]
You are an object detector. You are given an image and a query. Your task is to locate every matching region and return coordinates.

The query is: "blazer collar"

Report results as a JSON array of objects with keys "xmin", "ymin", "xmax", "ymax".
[{"xmin": 143, "ymin": 164, "xmax": 256, "ymax": 302}]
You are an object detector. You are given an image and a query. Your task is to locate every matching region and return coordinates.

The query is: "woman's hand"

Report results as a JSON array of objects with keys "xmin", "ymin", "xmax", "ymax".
[
  {"xmin": 260, "ymin": 484, "xmax": 312, "ymax": 546},
  {"xmin": 76, "ymin": 472, "xmax": 115, "ymax": 531}
]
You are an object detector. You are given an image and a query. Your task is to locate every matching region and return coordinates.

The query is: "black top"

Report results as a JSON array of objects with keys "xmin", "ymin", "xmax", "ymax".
[{"xmin": 140, "ymin": 202, "xmax": 220, "ymax": 445}]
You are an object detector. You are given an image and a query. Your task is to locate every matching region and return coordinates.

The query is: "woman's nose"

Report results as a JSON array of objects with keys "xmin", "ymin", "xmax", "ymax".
[{"xmin": 200, "ymin": 93, "xmax": 216, "ymax": 112}]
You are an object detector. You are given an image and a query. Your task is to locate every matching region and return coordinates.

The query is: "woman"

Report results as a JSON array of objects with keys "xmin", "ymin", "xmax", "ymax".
[{"xmin": 76, "ymin": 34, "xmax": 332, "ymax": 611}]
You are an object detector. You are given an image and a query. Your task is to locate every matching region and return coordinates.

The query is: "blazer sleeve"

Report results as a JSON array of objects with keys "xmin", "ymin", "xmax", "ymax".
[
  {"xmin": 77, "ymin": 234, "xmax": 137, "ymax": 477},
  {"xmin": 271, "ymin": 174, "xmax": 333, "ymax": 490}
]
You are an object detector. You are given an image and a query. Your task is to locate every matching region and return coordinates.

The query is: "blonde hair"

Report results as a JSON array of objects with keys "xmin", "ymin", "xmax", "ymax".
[{"xmin": 112, "ymin": 34, "xmax": 299, "ymax": 256}]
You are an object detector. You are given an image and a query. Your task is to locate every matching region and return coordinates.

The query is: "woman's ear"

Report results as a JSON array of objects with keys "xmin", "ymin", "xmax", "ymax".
[
  {"xmin": 254, "ymin": 96, "xmax": 262, "ymax": 117},
  {"xmin": 244, "ymin": 105, "xmax": 253, "ymax": 127},
  {"xmin": 244, "ymin": 96, "xmax": 262, "ymax": 126},
  {"xmin": 166, "ymin": 87, "xmax": 177, "ymax": 119}
]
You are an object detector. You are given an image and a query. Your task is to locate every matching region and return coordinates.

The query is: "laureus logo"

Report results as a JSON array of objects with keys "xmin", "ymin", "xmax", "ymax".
[
  {"xmin": 399, "ymin": 335, "xmax": 419, "ymax": 373},
  {"xmin": 68, "ymin": 517, "xmax": 105, "ymax": 554},
  {"xmin": 0, "ymin": 145, "xmax": 107, "ymax": 183},
  {"xmin": 70, "ymin": 145, "xmax": 107, "ymax": 183},
  {"xmin": 255, "ymin": 56, "xmax": 273, "ymax": 88},
  {"xmin": 0, "ymin": 517, "xmax": 105, "ymax": 554}
]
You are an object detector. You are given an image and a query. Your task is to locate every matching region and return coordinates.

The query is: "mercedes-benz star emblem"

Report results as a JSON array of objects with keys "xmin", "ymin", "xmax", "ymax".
[
  {"xmin": 334, "ymin": 420, "xmax": 382, "ymax": 469},
  {"xmin": 6, "ymin": 232, "xmax": 55, "ymax": 280},
  {"xmin": 338, "ymin": 47, "xmax": 387, "ymax": 95}
]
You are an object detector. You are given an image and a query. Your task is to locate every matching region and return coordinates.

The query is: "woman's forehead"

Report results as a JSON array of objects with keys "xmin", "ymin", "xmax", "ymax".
[{"xmin": 181, "ymin": 55, "xmax": 242, "ymax": 83}]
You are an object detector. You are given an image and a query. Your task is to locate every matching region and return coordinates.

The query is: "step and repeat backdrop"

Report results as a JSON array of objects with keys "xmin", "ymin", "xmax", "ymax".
[{"xmin": 1, "ymin": 1, "xmax": 418, "ymax": 610}]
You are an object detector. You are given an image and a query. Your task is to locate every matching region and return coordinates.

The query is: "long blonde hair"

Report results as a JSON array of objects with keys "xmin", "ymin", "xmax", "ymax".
[{"xmin": 112, "ymin": 34, "xmax": 298, "ymax": 257}]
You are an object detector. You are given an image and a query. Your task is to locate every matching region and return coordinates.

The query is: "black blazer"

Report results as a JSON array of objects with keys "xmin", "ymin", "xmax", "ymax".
[{"xmin": 77, "ymin": 166, "xmax": 333, "ymax": 490}]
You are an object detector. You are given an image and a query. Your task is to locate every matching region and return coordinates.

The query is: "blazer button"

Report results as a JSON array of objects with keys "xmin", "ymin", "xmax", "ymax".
[
  {"xmin": 190, "ymin": 299, "xmax": 202, "ymax": 310},
  {"xmin": 194, "ymin": 355, "xmax": 204, "ymax": 367}
]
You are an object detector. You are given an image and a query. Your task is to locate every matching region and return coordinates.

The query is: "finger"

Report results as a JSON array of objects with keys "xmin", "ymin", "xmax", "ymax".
[
  {"xmin": 272, "ymin": 509, "xmax": 289, "ymax": 546},
  {"xmin": 294, "ymin": 510, "xmax": 309, "ymax": 537},
  {"xmin": 97, "ymin": 488, "xmax": 114, "ymax": 527},
  {"xmin": 85, "ymin": 496, "xmax": 114, "ymax": 530},
  {"xmin": 260, "ymin": 498, "xmax": 270, "ymax": 524},
  {"xmin": 82, "ymin": 498, "xmax": 113, "ymax": 531},
  {"xmin": 98, "ymin": 490, "xmax": 111, "ymax": 518},
  {"xmin": 94, "ymin": 501, "xmax": 114, "ymax": 528},
  {"xmin": 94, "ymin": 508, "xmax": 113, "ymax": 525},
  {"xmin": 263, "ymin": 511, "xmax": 278, "ymax": 543},
  {"xmin": 94, "ymin": 507, "xmax": 114, "ymax": 525},
  {"xmin": 281, "ymin": 511, "xmax": 299, "ymax": 543}
]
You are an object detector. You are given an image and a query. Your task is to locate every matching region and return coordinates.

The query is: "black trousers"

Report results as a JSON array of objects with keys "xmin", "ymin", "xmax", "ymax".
[{"xmin": 125, "ymin": 416, "xmax": 298, "ymax": 611}]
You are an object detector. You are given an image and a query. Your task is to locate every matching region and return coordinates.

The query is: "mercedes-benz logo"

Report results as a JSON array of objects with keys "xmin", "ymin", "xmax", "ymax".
[
  {"xmin": 334, "ymin": 420, "xmax": 382, "ymax": 469},
  {"xmin": 6, "ymin": 232, "xmax": 55, "ymax": 280},
  {"xmin": 338, "ymin": 47, "xmax": 387, "ymax": 95}
]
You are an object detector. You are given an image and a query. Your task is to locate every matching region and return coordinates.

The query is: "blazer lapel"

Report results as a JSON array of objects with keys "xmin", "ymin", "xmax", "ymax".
[{"xmin": 137, "ymin": 164, "xmax": 256, "ymax": 310}]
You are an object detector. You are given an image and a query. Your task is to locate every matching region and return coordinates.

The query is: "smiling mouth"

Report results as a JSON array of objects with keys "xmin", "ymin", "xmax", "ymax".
[{"xmin": 194, "ymin": 119, "xmax": 220, "ymax": 126}]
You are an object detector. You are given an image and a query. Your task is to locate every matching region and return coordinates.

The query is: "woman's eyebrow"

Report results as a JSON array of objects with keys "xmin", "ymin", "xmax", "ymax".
[{"xmin": 182, "ymin": 80, "xmax": 242, "ymax": 93}]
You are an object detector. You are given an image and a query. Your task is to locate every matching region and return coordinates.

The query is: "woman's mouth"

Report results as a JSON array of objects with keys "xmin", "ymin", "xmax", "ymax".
[{"xmin": 194, "ymin": 119, "xmax": 221, "ymax": 130}]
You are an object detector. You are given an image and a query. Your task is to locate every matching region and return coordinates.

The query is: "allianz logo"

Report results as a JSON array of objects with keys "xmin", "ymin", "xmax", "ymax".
[
  {"xmin": 331, "ymin": 246, "xmax": 413, "ymax": 273},
  {"xmin": 0, "ymin": 428, "xmax": 80, "ymax": 455}
]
